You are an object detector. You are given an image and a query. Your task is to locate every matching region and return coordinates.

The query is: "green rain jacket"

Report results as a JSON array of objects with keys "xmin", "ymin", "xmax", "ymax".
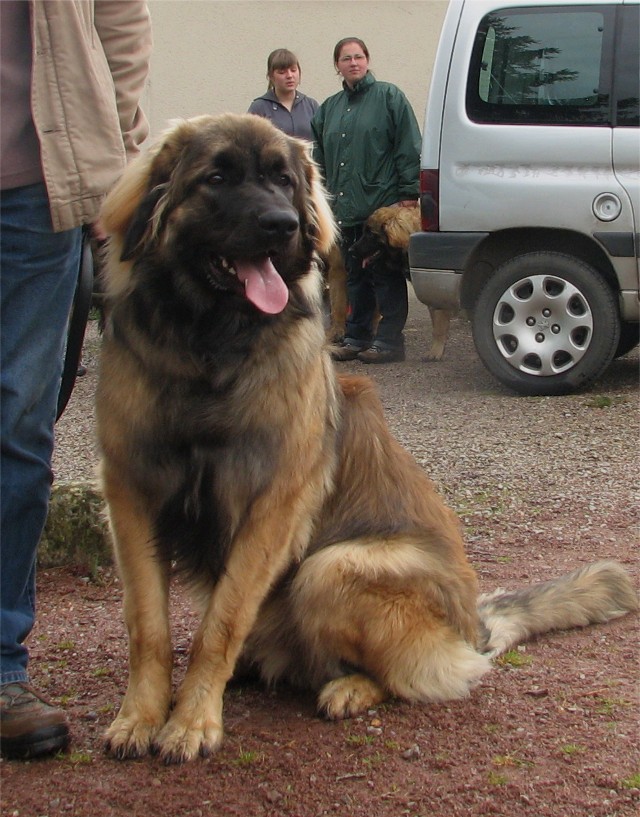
[{"xmin": 311, "ymin": 72, "xmax": 421, "ymax": 227}]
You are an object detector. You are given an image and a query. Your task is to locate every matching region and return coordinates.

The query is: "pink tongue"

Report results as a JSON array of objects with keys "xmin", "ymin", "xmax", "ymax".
[{"xmin": 235, "ymin": 258, "xmax": 289, "ymax": 314}]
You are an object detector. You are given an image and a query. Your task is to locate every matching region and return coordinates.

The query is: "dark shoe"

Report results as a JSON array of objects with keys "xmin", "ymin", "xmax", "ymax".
[
  {"xmin": 0, "ymin": 682, "xmax": 70, "ymax": 759},
  {"xmin": 357, "ymin": 345, "xmax": 406, "ymax": 364},
  {"xmin": 330, "ymin": 342, "xmax": 366, "ymax": 362}
]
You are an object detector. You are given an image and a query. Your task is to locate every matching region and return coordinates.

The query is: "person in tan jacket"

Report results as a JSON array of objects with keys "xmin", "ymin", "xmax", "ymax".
[{"xmin": 0, "ymin": 0, "xmax": 152, "ymax": 760}]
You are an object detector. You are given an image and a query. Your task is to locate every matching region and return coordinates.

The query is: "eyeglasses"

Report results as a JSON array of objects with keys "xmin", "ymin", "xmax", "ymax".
[{"xmin": 338, "ymin": 54, "xmax": 367, "ymax": 64}]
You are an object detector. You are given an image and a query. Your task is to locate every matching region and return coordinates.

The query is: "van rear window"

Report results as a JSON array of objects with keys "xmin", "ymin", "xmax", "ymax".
[{"xmin": 467, "ymin": 6, "xmax": 615, "ymax": 125}]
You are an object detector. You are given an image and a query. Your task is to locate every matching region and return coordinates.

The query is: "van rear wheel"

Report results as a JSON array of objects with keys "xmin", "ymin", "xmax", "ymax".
[{"xmin": 472, "ymin": 252, "xmax": 620, "ymax": 396}]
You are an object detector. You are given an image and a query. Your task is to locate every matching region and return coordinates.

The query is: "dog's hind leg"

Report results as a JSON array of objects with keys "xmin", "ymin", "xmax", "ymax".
[
  {"xmin": 290, "ymin": 539, "xmax": 491, "ymax": 720},
  {"xmin": 423, "ymin": 307, "xmax": 452, "ymax": 362},
  {"xmin": 102, "ymin": 472, "xmax": 173, "ymax": 759},
  {"xmin": 318, "ymin": 674, "xmax": 387, "ymax": 720}
]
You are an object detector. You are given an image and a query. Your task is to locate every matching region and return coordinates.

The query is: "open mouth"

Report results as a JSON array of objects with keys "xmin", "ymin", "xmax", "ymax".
[
  {"xmin": 205, "ymin": 254, "xmax": 290, "ymax": 314},
  {"xmin": 361, "ymin": 250, "xmax": 382, "ymax": 268}
]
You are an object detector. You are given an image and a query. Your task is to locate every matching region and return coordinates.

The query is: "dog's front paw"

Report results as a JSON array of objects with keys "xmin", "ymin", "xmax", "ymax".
[
  {"xmin": 318, "ymin": 674, "xmax": 387, "ymax": 720},
  {"xmin": 153, "ymin": 715, "xmax": 224, "ymax": 764},
  {"xmin": 105, "ymin": 712, "xmax": 165, "ymax": 759}
]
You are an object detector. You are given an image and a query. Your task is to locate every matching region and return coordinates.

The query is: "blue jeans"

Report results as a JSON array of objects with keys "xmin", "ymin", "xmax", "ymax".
[
  {"xmin": 1, "ymin": 184, "xmax": 81, "ymax": 684},
  {"xmin": 340, "ymin": 224, "xmax": 408, "ymax": 352}
]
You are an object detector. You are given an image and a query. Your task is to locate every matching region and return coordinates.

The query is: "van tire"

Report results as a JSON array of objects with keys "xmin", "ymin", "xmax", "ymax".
[{"xmin": 472, "ymin": 252, "xmax": 620, "ymax": 396}]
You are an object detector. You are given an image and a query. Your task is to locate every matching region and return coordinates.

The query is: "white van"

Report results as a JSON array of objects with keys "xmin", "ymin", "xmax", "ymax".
[{"xmin": 409, "ymin": 0, "xmax": 639, "ymax": 395}]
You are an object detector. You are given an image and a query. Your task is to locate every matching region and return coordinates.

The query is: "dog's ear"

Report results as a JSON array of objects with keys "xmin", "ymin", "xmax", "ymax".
[
  {"xmin": 383, "ymin": 218, "xmax": 405, "ymax": 249},
  {"xmin": 100, "ymin": 119, "xmax": 199, "ymax": 260},
  {"xmin": 100, "ymin": 149, "xmax": 157, "ymax": 244},
  {"xmin": 381, "ymin": 208, "xmax": 411, "ymax": 249},
  {"xmin": 119, "ymin": 183, "xmax": 169, "ymax": 260},
  {"xmin": 383, "ymin": 207, "xmax": 420, "ymax": 249},
  {"xmin": 291, "ymin": 139, "xmax": 336, "ymax": 255}
]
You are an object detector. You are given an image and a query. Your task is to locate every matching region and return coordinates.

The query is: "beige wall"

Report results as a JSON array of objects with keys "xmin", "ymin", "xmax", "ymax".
[{"xmin": 144, "ymin": 0, "xmax": 448, "ymax": 138}]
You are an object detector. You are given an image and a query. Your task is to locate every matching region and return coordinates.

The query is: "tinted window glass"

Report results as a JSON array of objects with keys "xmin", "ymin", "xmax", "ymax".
[
  {"xmin": 467, "ymin": 6, "xmax": 615, "ymax": 125},
  {"xmin": 615, "ymin": 5, "xmax": 639, "ymax": 126}
]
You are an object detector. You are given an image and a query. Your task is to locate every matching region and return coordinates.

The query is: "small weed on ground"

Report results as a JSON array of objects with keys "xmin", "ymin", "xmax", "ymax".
[
  {"xmin": 496, "ymin": 649, "xmax": 533, "ymax": 668},
  {"xmin": 232, "ymin": 748, "xmax": 263, "ymax": 766},
  {"xmin": 560, "ymin": 744, "xmax": 585, "ymax": 756}
]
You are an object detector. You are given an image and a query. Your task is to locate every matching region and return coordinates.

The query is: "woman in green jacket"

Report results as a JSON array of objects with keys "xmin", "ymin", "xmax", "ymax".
[{"xmin": 312, "ymin": 37, "xmax": 421, "ymax": 363}]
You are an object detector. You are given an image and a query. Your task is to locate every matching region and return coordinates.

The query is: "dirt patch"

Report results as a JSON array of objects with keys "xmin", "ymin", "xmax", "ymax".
[{"xmin": 2, "ymin": 544, "xmax": 638, "ymax": 817}]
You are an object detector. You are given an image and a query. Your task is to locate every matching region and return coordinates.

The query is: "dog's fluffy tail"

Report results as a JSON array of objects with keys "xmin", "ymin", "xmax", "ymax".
[{"xmin": 477, "ymin": 561, "xmax": 638, "ymax": 657}]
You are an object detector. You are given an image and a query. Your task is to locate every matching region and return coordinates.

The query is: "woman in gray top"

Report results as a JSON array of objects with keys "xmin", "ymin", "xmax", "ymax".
[{"xmin": 248, "ymin": 48, "xmax": 318, "ymax": 141}]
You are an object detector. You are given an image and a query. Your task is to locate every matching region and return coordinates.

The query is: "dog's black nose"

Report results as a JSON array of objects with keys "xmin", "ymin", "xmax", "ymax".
[{"xmin": 258, "ymin": 209, "xmax": 299, "ymax": 238}]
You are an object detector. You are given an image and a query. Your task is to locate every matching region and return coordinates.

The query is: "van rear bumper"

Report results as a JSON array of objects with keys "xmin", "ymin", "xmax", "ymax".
[{"xmin": 408, "ymin": 232, "xmax": 488, "ymax": 309}]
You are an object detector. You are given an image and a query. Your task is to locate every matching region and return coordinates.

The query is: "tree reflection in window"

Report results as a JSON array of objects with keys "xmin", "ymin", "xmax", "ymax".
[
  {"xmin": 468, "ymin": 9, "xmax": 613, "ymax": 125},
  {"xmin": 480, "ymin": 14, "xmax": 580, "ymax": 105}
]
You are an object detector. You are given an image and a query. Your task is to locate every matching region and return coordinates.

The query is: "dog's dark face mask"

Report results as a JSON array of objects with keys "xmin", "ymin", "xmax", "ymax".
[
  {"xmin": 120, "ymin": 119, "xmax": 319, "ymax": 316},
  {"xmin": 349, "ymin": 225, "xmax": 386, "ymax": 268}
]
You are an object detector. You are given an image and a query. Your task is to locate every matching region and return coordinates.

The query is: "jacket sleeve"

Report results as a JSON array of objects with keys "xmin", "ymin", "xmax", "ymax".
[
  {"xmin": 389, "ymin": 88, "xmax": 421, "ymax": 200},
  {"xmin": 94, "ymin": 0, "xmax": 152, "ymax": 158}
]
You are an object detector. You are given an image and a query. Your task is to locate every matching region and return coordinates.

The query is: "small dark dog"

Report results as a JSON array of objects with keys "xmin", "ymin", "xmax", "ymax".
[{"xmin": 350, "ymin": 206, "xmax": 457, "ymax": 362}]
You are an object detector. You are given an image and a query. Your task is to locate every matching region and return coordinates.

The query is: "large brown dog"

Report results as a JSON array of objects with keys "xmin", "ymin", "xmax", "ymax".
[
  {"xmin": 96, "ymin": 114, "xmax": 637, "ymax": 764},
  {"xmin": 331, "ymin": 205, "xmax": 457, "ymax": 360}
]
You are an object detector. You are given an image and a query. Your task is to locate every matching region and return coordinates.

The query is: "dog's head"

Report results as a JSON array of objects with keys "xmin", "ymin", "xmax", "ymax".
[
  {"xmin": 350, "ymin": 205, "xmax": 420, "ymax": 268},
  {"xmin": 101, "ymin": 114, "xmax": 335, "ymax": 315}
]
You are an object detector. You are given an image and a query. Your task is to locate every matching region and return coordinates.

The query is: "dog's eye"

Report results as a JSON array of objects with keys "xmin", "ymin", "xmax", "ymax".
[
  {"xmin": 206, "ymin": 173, "xmax": 224, "ymax": 186},
  {"xmin": 258, "ymin": 171, "xmax": 293, "ymax": 187}
]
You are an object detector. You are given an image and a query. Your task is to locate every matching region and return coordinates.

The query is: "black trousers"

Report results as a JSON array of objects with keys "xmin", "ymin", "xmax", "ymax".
[{"xmin": 340, "ymin": 223, "xmax": 408, "ymax": 351}]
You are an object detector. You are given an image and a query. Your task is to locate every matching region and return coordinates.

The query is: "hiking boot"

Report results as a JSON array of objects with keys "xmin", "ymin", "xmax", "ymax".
[
  {"xmin": 357, "ymin": 345, "xmax": 406, "ymax": 364},
  {"xmin": 0, "ymin": 682, "xmax": 70, "ymax": 759},
  {"xmin": 330, "ymin": 342, "xmax": 366, "ymax": 362}
]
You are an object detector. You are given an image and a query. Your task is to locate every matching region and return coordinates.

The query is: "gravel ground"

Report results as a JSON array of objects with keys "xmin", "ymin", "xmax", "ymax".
[{"xmin": 54, "ymin": 290, "xmax": 640, "ymax": 547}]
